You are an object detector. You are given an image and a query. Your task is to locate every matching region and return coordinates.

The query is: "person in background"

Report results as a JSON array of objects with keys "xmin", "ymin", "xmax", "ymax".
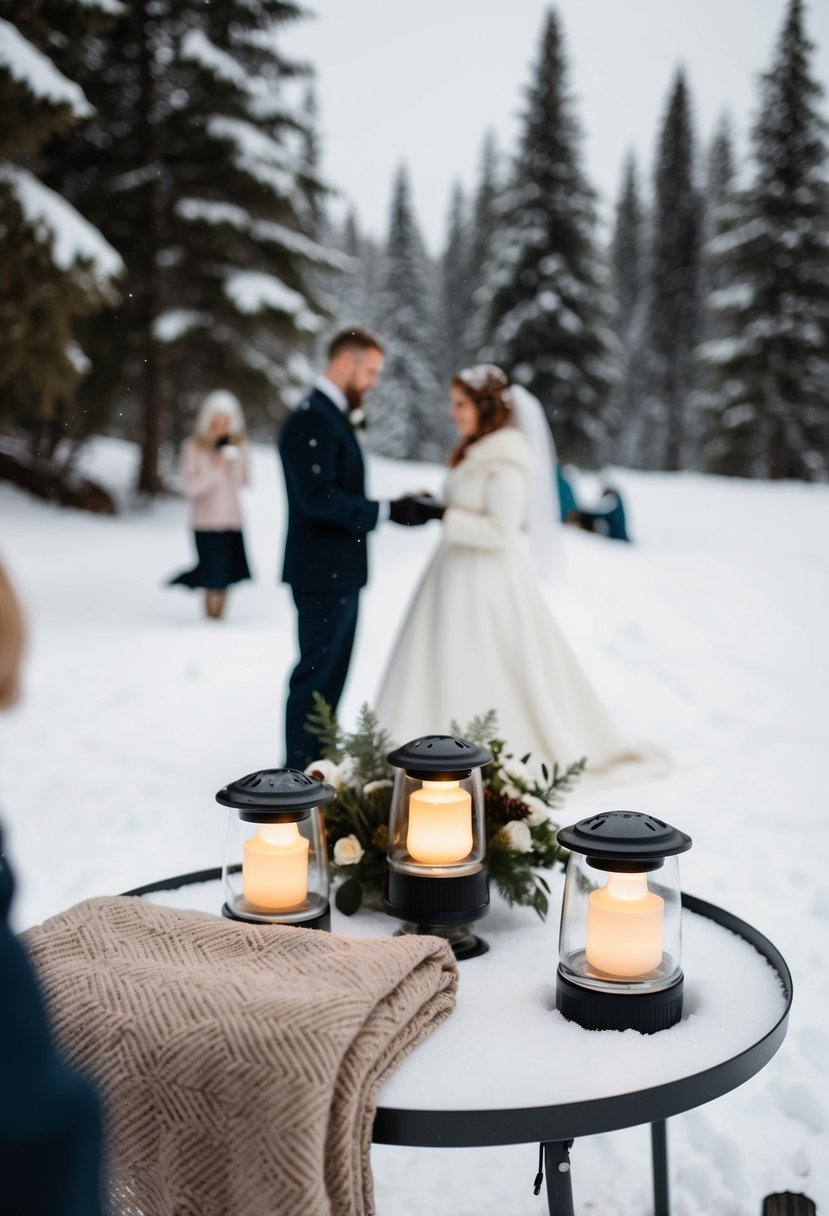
[
  {"xmin": 168, "ymin": 390, "xmax": 252, "ymax": 619},
  {"xmin": 565, "ymin": 483, "xmax": 631, "ymax": 542},
  {"xmin": 556, "ymin": 463, "xmax": 578, "ymax": 522},
  {"xmin": 0, "ymin": 561, "xmax": 104, "ymax": 1215}
]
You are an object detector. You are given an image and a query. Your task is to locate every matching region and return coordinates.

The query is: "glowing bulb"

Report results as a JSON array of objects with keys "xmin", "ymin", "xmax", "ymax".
[
  {"xmin": 585, "ymin": 870, "xmax": 664, "ymax": 977},
  {"xmin": 406, "ymin": 780, "xmax": 473, "ymax": 865},
  {"xmin": 243, "ymin": 820, "xmax": 309, "ymax": 910}
]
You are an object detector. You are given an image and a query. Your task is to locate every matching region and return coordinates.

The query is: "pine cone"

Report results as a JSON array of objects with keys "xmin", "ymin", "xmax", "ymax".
[{"xmin": 485, "ymin": 786, "xmax": 529, "ymax": 823}]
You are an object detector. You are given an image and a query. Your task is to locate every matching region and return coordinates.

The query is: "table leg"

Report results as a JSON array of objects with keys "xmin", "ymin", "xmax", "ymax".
[
  {"xmin": 651, "ymin": 1121, "xmax": 670, "ymax": 1216},
  {"xmin": 543, "ymin": 1140, "xmax": 575, "ymax": 1216}
]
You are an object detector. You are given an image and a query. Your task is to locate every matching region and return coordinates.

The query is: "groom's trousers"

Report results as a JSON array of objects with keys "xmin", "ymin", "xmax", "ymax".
[{"xmin": 284, "ymin": 588, "xmax": 360, "ymax": 769}]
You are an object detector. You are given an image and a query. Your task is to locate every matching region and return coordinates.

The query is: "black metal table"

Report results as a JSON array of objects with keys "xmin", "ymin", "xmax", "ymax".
[{"xmin": 125, "ymin": 870, "xmax": 792, "ymax": 1216}]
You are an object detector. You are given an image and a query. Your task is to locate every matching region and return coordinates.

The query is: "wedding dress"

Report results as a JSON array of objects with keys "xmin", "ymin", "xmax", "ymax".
[{"xmin": 375, "ymin": 422, "xmax": 667, "ymax": 780}]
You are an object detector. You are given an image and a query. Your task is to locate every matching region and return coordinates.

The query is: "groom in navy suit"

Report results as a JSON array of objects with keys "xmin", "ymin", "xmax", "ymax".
[{"xmin": 279, "ymin": 327, "xmax": 435, "ymax": 768}]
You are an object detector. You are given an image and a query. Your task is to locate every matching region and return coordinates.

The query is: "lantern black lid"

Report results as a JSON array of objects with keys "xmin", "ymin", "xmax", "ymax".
[
  {"xmin": 557, "ymin": 811, "xmax": 692, "ymax": 870},
  {"xmin": 216, "ymin": 768, "xmax": 335, "ymax": 823},
  {"xmin": 387, "ymin": 735, "xmax": 493, "ymax": 780}
]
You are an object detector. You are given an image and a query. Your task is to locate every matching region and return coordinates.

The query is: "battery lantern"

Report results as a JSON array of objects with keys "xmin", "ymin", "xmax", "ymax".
[
  {"xmin": 384, "ymin": 735, "xmax": 493, "ymax": 960},
  {"xmin": 217, "ymin": 768, "xmax": 334, "ymax": 929},
  {"xmin": 556, "ymin": 811, "xmax": 692, "ymax": 1033}
]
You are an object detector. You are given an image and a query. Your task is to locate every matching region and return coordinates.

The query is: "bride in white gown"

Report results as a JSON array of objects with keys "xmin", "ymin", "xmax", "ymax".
[{"xmin": 375, "ymin": 365, "xmax": 667, "ymax": 779}]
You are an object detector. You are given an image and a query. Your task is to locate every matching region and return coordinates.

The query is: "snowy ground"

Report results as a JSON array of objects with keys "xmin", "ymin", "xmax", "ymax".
[{"xmin": 1, "ymin": 439, "xmax": 828, "ymax": 1215}]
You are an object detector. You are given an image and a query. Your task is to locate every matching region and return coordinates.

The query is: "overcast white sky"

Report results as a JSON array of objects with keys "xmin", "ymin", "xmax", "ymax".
[{"xmin": 285, "ymin": 0, "xmax": 829, "ymax": 254}]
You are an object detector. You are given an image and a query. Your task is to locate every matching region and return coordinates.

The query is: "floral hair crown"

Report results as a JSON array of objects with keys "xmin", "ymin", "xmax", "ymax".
[{"xmin": 457, "ymin": 364, "xmax": 512, "ymax": 407}]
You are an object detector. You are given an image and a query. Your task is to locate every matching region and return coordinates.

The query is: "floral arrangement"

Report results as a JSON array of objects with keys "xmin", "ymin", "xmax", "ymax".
[{"xmin": 304, "ymin": 696, "xmax": 585, "ymax": 921}]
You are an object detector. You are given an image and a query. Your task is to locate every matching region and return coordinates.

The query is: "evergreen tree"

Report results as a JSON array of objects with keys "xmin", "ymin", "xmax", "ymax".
[
  {"xmin": 478, "ymin": 10, "xmax": 616, "ymax": 465},
  {"xmin": 464, "ymin": 130, "xmax": 500, "ymax": 363},
  {"xmin": 368, "ymin": 166, "xmax": 447, "ymax": 461},
  {"xmin": 706, "ymin": 114, "xmax": 736, "ymax": 215},
  {"xmin": 696, "ymin": 0, "xmax": 829, "ymax": 480},
  {"xmin": 701, "ymin": 115, "xmax": 737, "ymax": 308},
  {"xmin": 297, "ymin": 83, "xmax": 345, "ymax": 384},
  {"xmin": 608, "ymin": 152, "xmax": 648, "ymax": 459},
  {"xmin": 43, "ymin": 0, "xmax": 337, "ymax": 493},
  {"xmin": 439, "ymin": 182, "xmax": 469, "ymax": 379},
  {"xmin": 0, "ymin": 7, "xmax": 122, "ymax": 464},
  {"xmin": 297, "ymin": 83, "xmax": 327, "ymax": 236},
  {"xmin": 328, "ymin": 209, "xmax": 380, "ymax": 332},
  {"xmin": 683, "ymin": 115, "xmax": 738, "ymax": 464},
  {"xmin": 611, "ymin": 153, "xmax": 643, "ymax": 332},
  {"xmin": 640, "ymin": 69, "xmax": 702, "ymax": 470}
]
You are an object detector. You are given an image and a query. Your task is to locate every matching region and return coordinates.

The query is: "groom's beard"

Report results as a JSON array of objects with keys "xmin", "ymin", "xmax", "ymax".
[{"xmin": 345, "ymin": 385, "xmax": 364, "ymax": 411}]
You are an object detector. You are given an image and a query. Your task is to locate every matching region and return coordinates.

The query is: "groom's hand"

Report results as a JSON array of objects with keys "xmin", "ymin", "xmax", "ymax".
[
  {"xmin": 410, "ymin": 494, "xmax": 445, "ymax": 521},
  {"xmin": 389, "ymin": 496, "xmax": 443, "ymax": 526},
  {"xmin": 389, "ymin": 496, "xmax": 426, "ymax": 526}
]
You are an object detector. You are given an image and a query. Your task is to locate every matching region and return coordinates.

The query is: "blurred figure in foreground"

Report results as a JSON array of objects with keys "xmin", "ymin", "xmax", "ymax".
[
  {"xmin": 0, "ymin": 561, "xmax": 104, "ymax": 1214},
  {"xmin": 168, "ymin": 390, "xmax": 252, "ymax": 619}
]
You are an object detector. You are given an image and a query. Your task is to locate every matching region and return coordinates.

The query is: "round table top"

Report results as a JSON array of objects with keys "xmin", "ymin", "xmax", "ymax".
[{"xmin": 132, "ymin": 872, "xmax": 791, "ymax": 1147}]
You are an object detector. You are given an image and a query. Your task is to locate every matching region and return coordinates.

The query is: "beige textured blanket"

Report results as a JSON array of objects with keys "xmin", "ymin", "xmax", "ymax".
[{"xmin": 23, "ymin": 896, "xmax": 458, "ymax": 1216}]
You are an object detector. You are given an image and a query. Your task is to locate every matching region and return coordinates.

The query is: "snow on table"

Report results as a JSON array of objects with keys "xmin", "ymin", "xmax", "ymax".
[{"xmin": 144, "ymin": 879, "xmax": 787, "ymax": 1118}]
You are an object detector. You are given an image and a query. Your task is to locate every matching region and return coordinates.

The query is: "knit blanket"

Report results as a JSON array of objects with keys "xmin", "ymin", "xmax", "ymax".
[{"xmin": 23, "ymin": 896, "xmax": 458, "ymax": 1216}]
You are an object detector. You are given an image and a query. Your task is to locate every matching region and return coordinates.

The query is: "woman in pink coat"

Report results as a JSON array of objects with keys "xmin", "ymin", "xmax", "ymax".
[{"xmin": 168, "ymin": 390, "xmax": 252, "ymax": 619}]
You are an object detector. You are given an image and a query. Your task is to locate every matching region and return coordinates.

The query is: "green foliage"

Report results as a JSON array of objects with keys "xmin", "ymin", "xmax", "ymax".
[
  {"xmin": 449, "ymin": 709, "xmax": 499, "ymax": 748},
  {"xmin": 344, "ymin": 703, "xmax": 396, "ymax": 785},
  {"xmin": 307, "ymin": 701, "xmax": 583, "ymax": 922},
  {"xmin": 304, "ymin": 691, "xmax": 346, "ymax": 762}
]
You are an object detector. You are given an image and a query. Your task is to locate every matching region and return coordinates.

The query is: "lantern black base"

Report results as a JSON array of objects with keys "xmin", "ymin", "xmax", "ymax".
[
  {"xmin": 383, "ymin": 865, "xmax": 489, "ymax": 928},
  {"xmin": 396, "ymin": 921, "xmax": 489, "ymax": 961},
  {"xmin": 556, "ymin": 967, "xmax": 684, "ymax": 1034},
  {"xmin": 221, "ymin": 902, "xmax": 331, "ymax": 932}
]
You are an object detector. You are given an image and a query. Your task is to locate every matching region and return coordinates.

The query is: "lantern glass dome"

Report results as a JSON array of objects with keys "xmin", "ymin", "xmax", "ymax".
[
  {"xmin": 217, "ymin": 769, "xmax": 333, "ymax": 926},
  {"xmin": 388, "ymin": 766, "xmax": 486, "ymax": 875},
  {"xmin": 558, "ymin": 852, "xmax": 683, "ymax": 993}
]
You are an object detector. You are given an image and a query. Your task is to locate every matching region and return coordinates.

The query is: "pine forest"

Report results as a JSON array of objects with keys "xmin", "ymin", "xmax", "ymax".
[{"xmin": 2, "ymin": 0, "xmax": 827, "ymax": 502}]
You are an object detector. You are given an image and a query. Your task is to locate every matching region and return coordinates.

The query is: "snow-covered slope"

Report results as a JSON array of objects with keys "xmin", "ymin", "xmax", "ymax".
[{"xmin": 1, "ymin": 439, "xmax": 827, "ymax": 1214}]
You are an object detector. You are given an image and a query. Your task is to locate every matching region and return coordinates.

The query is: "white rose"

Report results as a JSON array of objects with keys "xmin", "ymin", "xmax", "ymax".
[
  {"xmin": 305, "ymin": 759, "xmax": 340, "ymax": 787},
  {"xmin": 337, "ymin": 755, "xmax": 361, "ymax": 789},
  {"xmin": 522, "ymin": 795, "xmax": 549, "ymax": 827},
  {"xmin": 501, "ymin": 820, "xmax": 533, "ymax": 854},
  {"xmin": 500, "ymin": 757, "xmax": 534, "ymax": 788},
  {"xmin": 500, "ymin": 779, "xmax": 525, "ymax": 803},
  {"xmin": 333, "ymin": 834, "xmax": 365, "ymax": 866},
  {"xmin": 364, "ymin": 779, "xmax": 393, "ymax": 795}
]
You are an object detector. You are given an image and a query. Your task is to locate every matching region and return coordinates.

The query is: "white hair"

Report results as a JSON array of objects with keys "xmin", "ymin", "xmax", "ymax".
[{"xmin": 194, "ymin": 390, "xmax": 246, "ymax": 440}]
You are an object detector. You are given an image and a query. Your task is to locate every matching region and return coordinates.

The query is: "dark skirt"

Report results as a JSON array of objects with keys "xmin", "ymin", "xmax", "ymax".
[{"xmin": 168, "ymin": 530, "xmax": 252, "ymax": 590}]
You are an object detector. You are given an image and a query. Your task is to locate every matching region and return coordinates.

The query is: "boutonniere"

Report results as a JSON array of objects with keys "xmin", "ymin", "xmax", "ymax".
[{"xmin": 348, "ymin": 408, "xmax": 366, "ymax": 432}]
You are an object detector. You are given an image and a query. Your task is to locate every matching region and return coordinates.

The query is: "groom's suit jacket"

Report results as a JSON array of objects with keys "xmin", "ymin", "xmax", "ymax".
[{"xmin": 279, "ymin": 388, "xmax": 380, "ymax": 593}]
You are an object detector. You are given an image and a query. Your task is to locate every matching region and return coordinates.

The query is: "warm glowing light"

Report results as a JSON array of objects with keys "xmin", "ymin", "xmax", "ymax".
[
  {"xmin": 406, "ymin": 780, "xmax": 473, "ymax": 864},
  {"xmin": 585, "ymin": 870, "xmax": 664, "ymax": 977},
  {"xmin": 243, "ymin": 821, "xmax": 309, "ymax": 910}
]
